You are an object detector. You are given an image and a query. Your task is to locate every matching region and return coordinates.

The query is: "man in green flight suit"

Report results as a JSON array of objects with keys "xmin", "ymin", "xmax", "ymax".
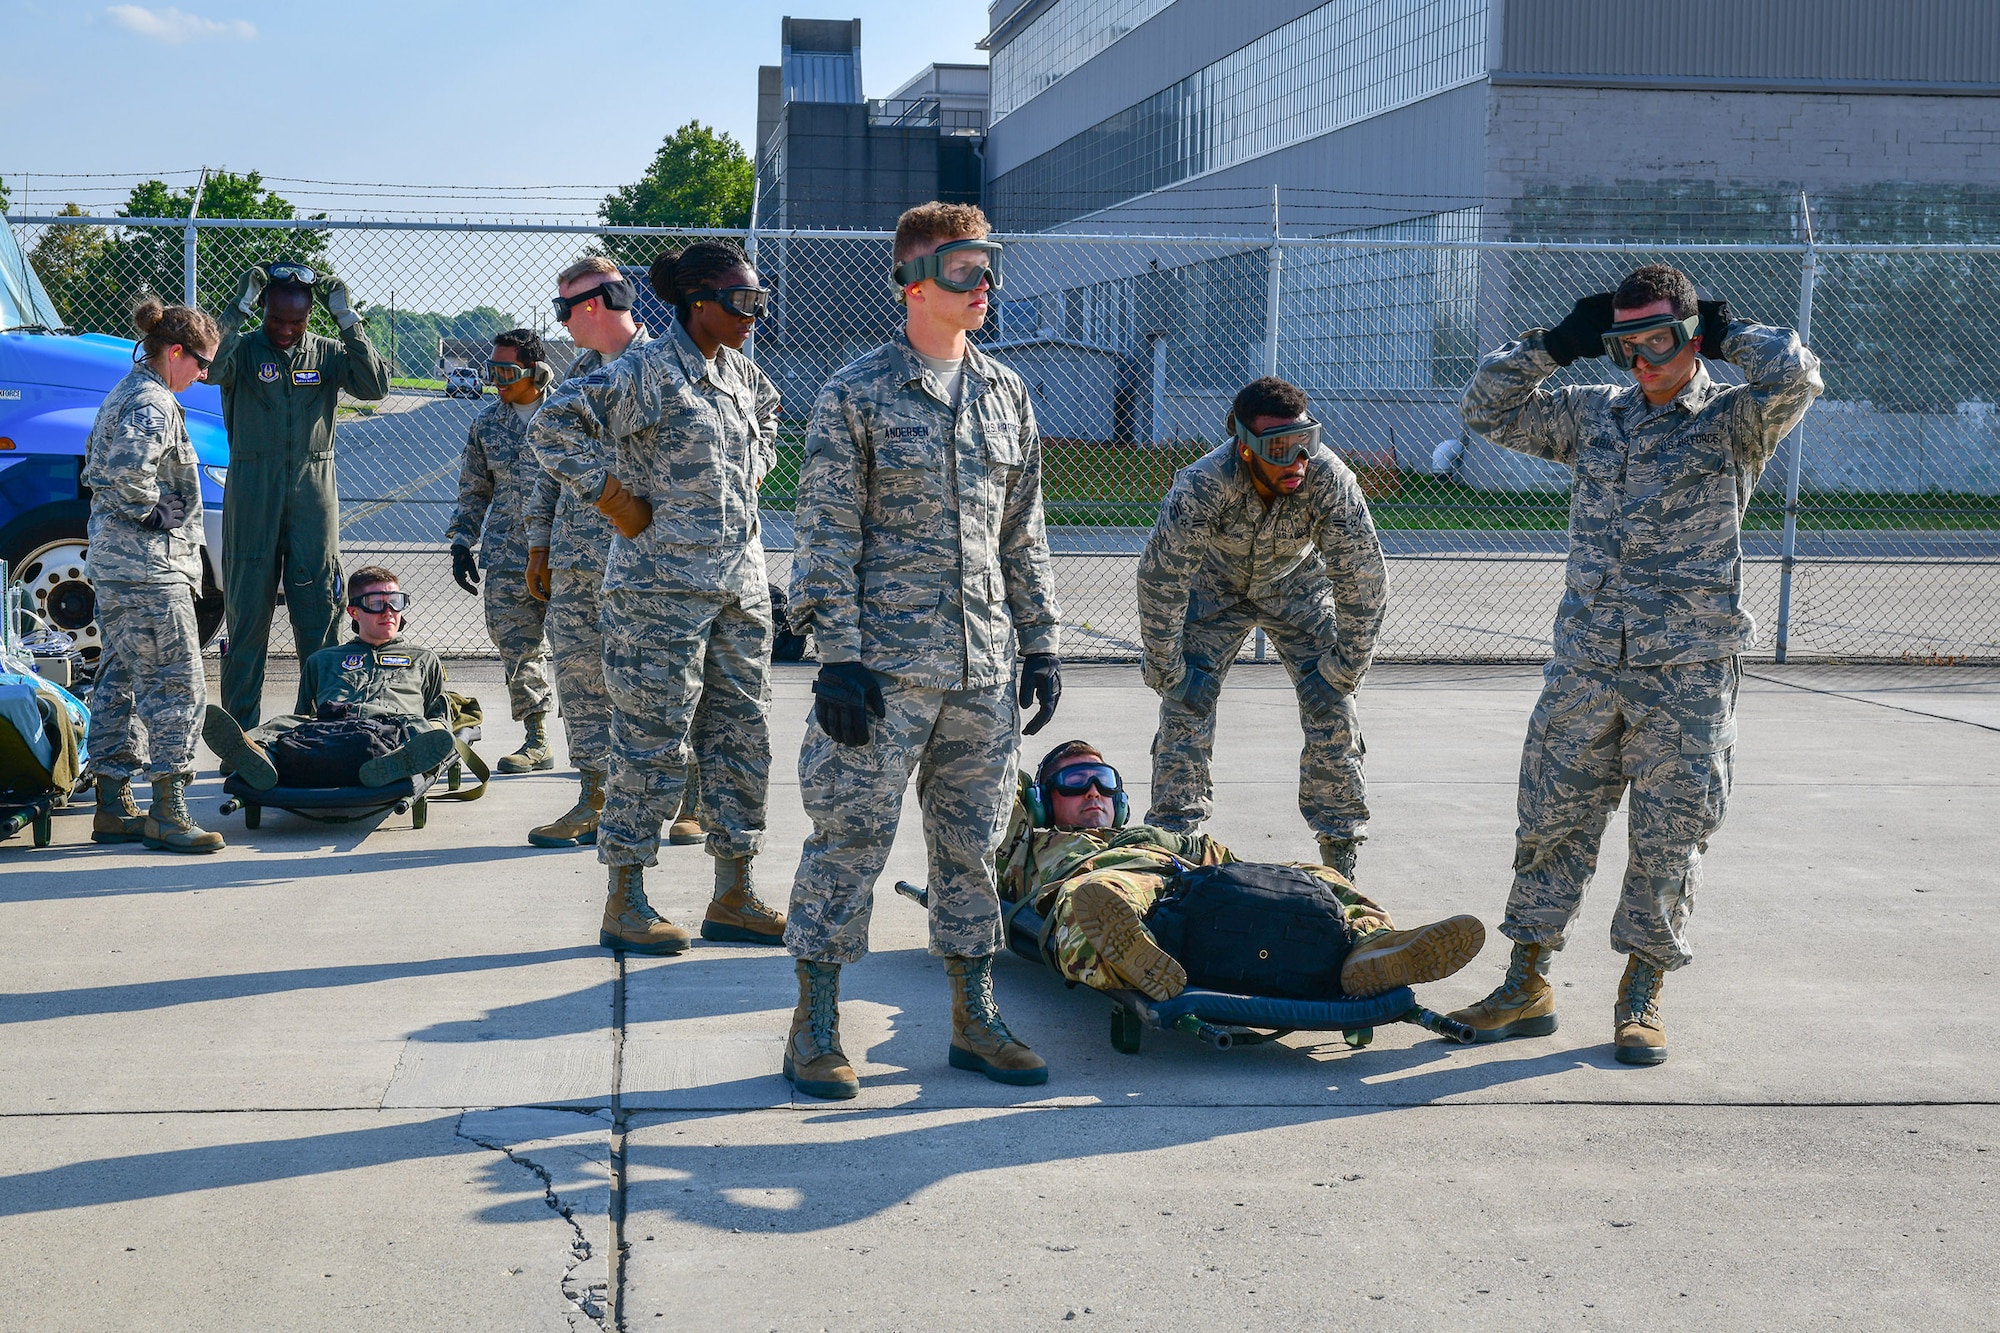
[{"xmin": 212, "ymin": 260, "xmax": 391, "ymax": 728}]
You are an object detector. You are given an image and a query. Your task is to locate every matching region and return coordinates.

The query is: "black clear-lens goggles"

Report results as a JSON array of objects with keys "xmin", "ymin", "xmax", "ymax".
[
  {"xmin": 892, "ymin": 238, "xmax": 1004, "ymax": 294},
  {"xmin": 1603, "ymin": 313, "xmax": 1701, "ymax": 368},
  {"xmin": 551, "ymin": 278, "xmax": 636, "ymax": 323},
  {"xmin": 1231, "ymin": 413, "xmax": 1322, "ymax": 467},
  {"xmin": 1048, "ymin": 761, "xmax": 1123, "ymax": 798},
  {"xmin": 266, "ymin": 261, "xmax": 318, "ymax": 287},
  {"xmin": 691, "ymin": 286, "xmax": 773, "ymax": 319},
  {"xmin": 485, "ymin": 358, "xmax": 534, "ymax": 385},
  {"xmin": 349, "ymin": 591, "xmax": 411, "ymax": 613}
]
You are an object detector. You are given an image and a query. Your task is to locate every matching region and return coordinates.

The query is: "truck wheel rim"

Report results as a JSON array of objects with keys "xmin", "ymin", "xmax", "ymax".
[{"xmin": 16, "ymin": 537, "xmax": 103, "ymax": 672}]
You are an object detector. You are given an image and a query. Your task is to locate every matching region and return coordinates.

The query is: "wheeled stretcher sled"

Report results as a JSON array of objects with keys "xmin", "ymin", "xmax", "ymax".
[
  {"xmin": 0, "ymin": 671, "xmax": 88, "ymax": 849},
  {"xmin": 896, "ymin": 879, "xmax": 1476, "ymax": 1055},
  {"xmin": 217, "ymin": 725, "xmax": 488, "ymax": 830}
]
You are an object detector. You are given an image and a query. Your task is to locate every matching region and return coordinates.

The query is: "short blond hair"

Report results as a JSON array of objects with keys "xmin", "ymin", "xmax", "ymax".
[
  {"xmin": 556, "ymin": 255, "xmax": 620, "ymax": 288},
  {"xmin": 893, "ymin": 202, "xmax": 990, "ymax": 265}
]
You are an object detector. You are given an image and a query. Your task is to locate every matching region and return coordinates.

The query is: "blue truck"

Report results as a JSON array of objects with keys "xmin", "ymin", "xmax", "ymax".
[{"xmin": 1, "ymin": 218, "xmax": 228, "ymax": 675}]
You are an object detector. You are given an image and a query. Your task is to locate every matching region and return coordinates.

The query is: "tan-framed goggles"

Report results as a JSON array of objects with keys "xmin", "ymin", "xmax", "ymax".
[
  {"xmin": 1230, "ymin": 412, "xmax": 1322, "ymax": 467},
  {"xmin": 892, "ymin": 238, "xmax": 1004, "ymax": 294},
  {"xmin": 485, "ymin": 357, "xmax": 536, "ymax": 386},
  {"xmin": 1603, "ymin": 312, "xmax": 1701, "ymax": 368}
]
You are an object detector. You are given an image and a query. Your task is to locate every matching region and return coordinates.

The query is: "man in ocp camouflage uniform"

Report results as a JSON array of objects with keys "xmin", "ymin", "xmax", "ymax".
[
  {"xmin": 446, "ymin": 328, "xmax": 555, "ymax": 776},
  {"xmin": 1454, "ymin": 264, "xmax": 1821, "ymax": 1065},
  {"xmin": 997, "ymin": 740, "xmax": 1482, "ymax": 1003},
  {"xmin": 780, "ymin": 202, "xmax": 1064, "ymax": 1101},
  {"xmin": 1138, "ymin": 375, "xmax": 1387, "ymax": 881}
]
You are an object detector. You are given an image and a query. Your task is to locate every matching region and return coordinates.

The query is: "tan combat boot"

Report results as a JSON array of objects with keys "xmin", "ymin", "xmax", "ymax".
[
  {"xmin": 1340, "ymin": 915, "xmax": 1487, "ymax": 998},
  {"xmin": 667, "ymin": 775, "xmax": 704, "ymax": 846},
  {"xmin": 91, "ymin": 775, "xmax": 147, "ymax": 844},
  {"xmin": 498, "ymin": 711, "xmax": 554, "ymax": 774},
  {"xmin": 784, "ymin": 959, "xmax": 859, "ymax": 1100},
  {"xmin": 944, "ymin": 955, "xmax": 1048, "ymax": 1086},
  {"xmin": 1613, "ymin": 955, "xmax": 1668, "ymax": 1066},
  {"xmin": 1317, "ymin": 835, "xmax": 1359, "ymax": 884},
  {"xmin": 1067, "ymin": 878, "xmax": 1186, "ymax": 1000},
  {"xmin": 1446, "ymin": 941, "xmax": 1558, "ymax": 1042},
  {"xmin": 142, "ymin": 774, "xmax": 225, "ymax": 854},
  {"xmin": 529, "ymin": 767, "xmax": 604, "ymax": 848},
  {"xmin": 202, "ymin": 704, "xmax": 276, "ymax": 790},
  {"xmin": 702, "ymin": 855, "xmax": 786, "ymax": 944},
  {"xmin": 598, "ymin": 864, "xmax": 690, "ymax": 955}
]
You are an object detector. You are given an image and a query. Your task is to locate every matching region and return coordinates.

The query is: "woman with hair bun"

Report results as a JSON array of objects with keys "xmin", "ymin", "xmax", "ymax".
[{"xmin": 80, "ymin": 295, "xmax": 226, "ymax": 853}]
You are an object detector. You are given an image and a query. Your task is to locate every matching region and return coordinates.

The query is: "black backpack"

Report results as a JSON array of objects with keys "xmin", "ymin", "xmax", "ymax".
[
  {"xmin": 1144, "ymin": 862, "xmax": 1355, "ymax": 1000},
  {"xmin": 269, "ymin": 715, "xmax": 413, "ymax": 788}
]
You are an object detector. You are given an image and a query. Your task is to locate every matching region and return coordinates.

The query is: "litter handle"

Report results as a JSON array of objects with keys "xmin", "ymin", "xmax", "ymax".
[
  {"xmin": 893, "ymin": 879, "xmax": 929, "ymax": 908},
  {"xmin": 1405, "ymin": 1004, "xmax": 1478, "ymax": 1045}
]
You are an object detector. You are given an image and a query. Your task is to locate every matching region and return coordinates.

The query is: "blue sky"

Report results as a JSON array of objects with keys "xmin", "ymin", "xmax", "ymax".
[{"xmin": 1, "ymin": 1, "xmax": 992, "ymax": 219}]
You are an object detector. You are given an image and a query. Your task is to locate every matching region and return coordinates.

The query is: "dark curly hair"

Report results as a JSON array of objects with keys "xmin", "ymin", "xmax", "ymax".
[
  {"xmin": 649, "ymin": 241, "xmax": 753, "ymax": 322},
  {"xmin": 1614, "ymin": 264, "xmax": 1698, "ymax": 320},
  {"xmin": 1231, "ymin": 376, "xmax": 1309, "ymax": 425},
  {"xmin": 491, "ymin": 327, "xmax": 546, "ymax": 364}
]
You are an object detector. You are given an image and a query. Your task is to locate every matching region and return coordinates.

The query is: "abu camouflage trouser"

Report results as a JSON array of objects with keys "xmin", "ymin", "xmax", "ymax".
[
  {"xmin": 786, "ymin": 678, "xmax": 1016, "ymax": 964},
  {"xmin": 87, "ymin": 579, "xmax": 204, "ymax": 782},
  {"xmin": 1038, "ymin": 861, "xmax": 1393, "ymax": 994},
  {"xmin": 482, "ymin": 568, "xmax": 553, "ymax": 721},
  {"xmin": 545, "ymin": 566, "xmax": 611, "ymax": 770},
  {"xmin": 598, "ymin": 580, "xmax": 772, "ymax": 866},
  {"xmin": 1504, "ymin": 656, "xmax": 1738, "ymax": 972},
  {"xmin": 1147, "ymin": 590, "xmax": 1368, "ymax": 843}
]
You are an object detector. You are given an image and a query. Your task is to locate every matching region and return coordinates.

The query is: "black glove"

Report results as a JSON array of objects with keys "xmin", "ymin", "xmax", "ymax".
[
  {"xmin": 813, "ymin": 662, "xmax": 886, "ymax": 747},
  {"xmin": 1298, "ymin": 667, "xmax": 1348, "ymax": 728},
  {"xmin": 451, "ymin": 543, "xmax": 480, "ymax": 594},
  {"xmin": 1542, "ymin": 293, "xmax": 1617, "ymax": 367},
  {"xmin": 1018, "ymin": 652, "xmax": 1061, "ymax": 737},
  {"xmin": 1697, "ymin": 298, "xmax": 1732, "ymax": 359},
  {"xmin": 139, "ymin": 493, "xmax": 186, "ymax": 531},
  {"xmin": 1171, "ymin": 660, "xmax": 1223, "ymax": 719}
]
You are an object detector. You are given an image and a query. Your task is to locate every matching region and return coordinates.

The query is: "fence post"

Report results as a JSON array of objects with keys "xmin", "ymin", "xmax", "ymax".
[
  {"xmin": 1774, "ymin": 194, "xmax": 1816, "ymax": 664},
  {"xmin": 743, "ymin": 183, "xmax": 760, "ymax": 364},
  {"xmin": 181, "ymin": 167, "xmax": 208, "ymax": 306},
  {"xmin": 1256, "ymin": 187, "xmax": 1282, "ymax": 662}
]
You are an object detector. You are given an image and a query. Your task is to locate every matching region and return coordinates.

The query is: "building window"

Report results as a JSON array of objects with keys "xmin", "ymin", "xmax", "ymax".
[
  {"xmin": 992, "ymin": 0, "xmax": 1488, "ymax": 231},
  {"xmin": 991, "ymin": 0, "xmax": 1177, "ymax": 122}
]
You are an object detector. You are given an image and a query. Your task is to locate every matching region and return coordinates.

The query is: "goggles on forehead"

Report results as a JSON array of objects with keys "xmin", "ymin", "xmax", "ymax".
[
  {"xmin": 485, "ymin": 357, "xmax": 536, "ymax": 386},
  {"xmin": 551, "ymin": 278, "xmax": 636, "ymax": 323},
  {"xmin": 1229, "ymin": 413, "xmax": 1322, "ymax": 467},
  {"xmin": 1047, "ymin": 761, "xmax": 1123, "ymax": 798},
  {"xmin": 266, "ymin": 261, "xmax": 318, "ymax": 288},
  {"xmin": 691, "ymin": 285, "xmax": 773, "ymax": 319},
  {"xmin": 349, "ymin": 590, "xmax": 411, "ymax": 613},
  {"xmin": 1602, "ymin": 312, "xmax": 1701, "ymax": 369},
  {"xmin": 892, "ymin": 238, "xmax": 1004, "ymax": 295}
]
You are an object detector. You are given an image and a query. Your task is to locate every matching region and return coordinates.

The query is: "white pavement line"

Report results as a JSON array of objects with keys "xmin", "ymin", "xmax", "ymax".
[
  {"xmin": 455, "ymin": 1109, "xmax": 611, "ymax": 1330},
  {"xmin": 609, "ymin": 952, "xmax": 630, "ymax": 1331},
  {"xmin": 1744, "ymin": 669, "xmax": 2000, "ymax": 734}
]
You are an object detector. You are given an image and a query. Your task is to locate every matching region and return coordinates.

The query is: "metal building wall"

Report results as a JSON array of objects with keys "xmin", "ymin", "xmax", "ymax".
[{"xmin": 1495, "ymin": 0, "xmax": 2000, "ymax": 92}]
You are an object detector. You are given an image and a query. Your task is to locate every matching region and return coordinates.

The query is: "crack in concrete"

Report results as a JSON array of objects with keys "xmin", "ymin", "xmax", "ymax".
[{"xmin": 455, "ymin": 1109, "xmax": 611, "ymax": 1330}]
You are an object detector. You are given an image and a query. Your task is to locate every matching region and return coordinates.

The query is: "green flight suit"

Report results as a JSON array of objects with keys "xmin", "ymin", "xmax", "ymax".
[{"xmin": 213, "ymin": 306, "xmax": 391, "ymax": 727}]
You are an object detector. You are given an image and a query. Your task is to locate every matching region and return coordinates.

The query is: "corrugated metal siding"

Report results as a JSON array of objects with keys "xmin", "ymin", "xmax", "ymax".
[{"xmin": 1500, "ymin": 0, "xmax": 2000, "ymax": 86}]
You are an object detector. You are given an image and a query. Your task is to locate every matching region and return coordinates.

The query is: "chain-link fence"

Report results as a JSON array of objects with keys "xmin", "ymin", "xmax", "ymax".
[{"xmin": 11, "ymin": 213, "xmax": 2000, "ymax": 662}]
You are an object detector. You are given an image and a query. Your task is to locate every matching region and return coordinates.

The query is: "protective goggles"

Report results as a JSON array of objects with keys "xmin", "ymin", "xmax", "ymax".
[
  {"xmin": 551, "ymin": 278, "xmax": 635, "ymax": 323},
  {"xmin": 690, "ymin": 286, "xmax": 772, "ymax": 319},
  {"xmin": 266, "ymin": 261, "xmax": 318, "ymax": 287},
  {"xmin": 1230, "ymin": 413, "xmax": 1322, "ymax": 467},
  {"xmin": 892, "ymin": 238, "xmax": 1004, "ymax": 294},
  {"xmin": 485, "ymin": 358, "xmax": 536, "ymax": 386},
  {"xmin": 1046, "ymin": 761, "xmax": 1123, "ymax": 798},
  {"xmin": 1603, "ymin": 313, "xmax": 1701, "ymax": 368},
  {"xmin": 348, "ymin": 591, "xmax": 411, "ymax": 613}
]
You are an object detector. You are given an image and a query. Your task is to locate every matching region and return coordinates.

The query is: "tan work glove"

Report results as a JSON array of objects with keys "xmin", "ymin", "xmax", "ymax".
[
  {"xmin": 526, "ymin": 546, "xmax": 551, "ymax": 601},
  {"xmin": 596, "ymin": 473, "xmax": 653, "ymax": 540}
]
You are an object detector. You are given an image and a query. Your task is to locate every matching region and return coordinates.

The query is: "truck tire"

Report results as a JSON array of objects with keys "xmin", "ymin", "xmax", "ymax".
[{"xmin": 1, "ymin": 500, "xmax": 226, "ymax": 681}]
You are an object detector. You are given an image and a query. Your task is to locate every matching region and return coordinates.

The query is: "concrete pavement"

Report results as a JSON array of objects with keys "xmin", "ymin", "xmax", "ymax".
[{"xmin": 1, "ymin": 661, "xmax": 1994, "ymax": 1329}]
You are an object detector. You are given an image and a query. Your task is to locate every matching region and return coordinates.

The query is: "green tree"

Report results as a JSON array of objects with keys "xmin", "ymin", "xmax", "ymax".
[
  {"xmin": 0, "ymin": 177, "xmax": 11, "ymax": 212},
  {"xmin": 598, "ymin": 121, "xmax": 752, "ymax": 262},
  {"xmin": 113, "ymin": 171, "xmax": 334, "ymax": 327},
  {"xmin": 28, "ymin": 204, "xmax": 113, "ymax": 328}
]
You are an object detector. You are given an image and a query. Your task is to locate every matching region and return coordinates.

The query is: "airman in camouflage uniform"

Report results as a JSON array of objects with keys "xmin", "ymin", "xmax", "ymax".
[
  {"xmin": 530, "ymin": 317, "xmax": 780, "ymax": 947},
  {"xmin": 1454, "ymin": 266, "xmax": 1822, "ymax": 1064},
  {"xmin": 83, "ymin": 350, "xmax": 222, "ymax": 853},
  {"xmin": 447, "ymin": 384, "xmax": 555, "ymax": 734},
  {"xmin": 996, "ymin": 745, "xmax": 1481, "ymax": 1003},
  {"xmin": 1137, "ymin": 377, "xmax": 1388, "ymax": 879}
]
